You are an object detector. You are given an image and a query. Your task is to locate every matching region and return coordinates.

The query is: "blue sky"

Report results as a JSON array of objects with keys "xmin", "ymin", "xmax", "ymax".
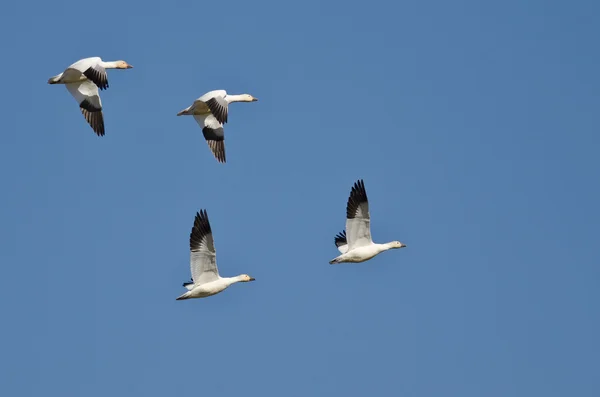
[{"xmin": 0, "ymin": 0, "xmax": 598, "ymax": 395}]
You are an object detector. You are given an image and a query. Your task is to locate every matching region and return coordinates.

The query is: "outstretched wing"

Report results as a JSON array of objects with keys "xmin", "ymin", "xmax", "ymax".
[
  {"xmin": 334, "ymin": 230, "xmax": 348, "ymax": 254},
  {"xmin": 204, "ymin": 96, "xmax": 228, "ymax": 125},
  {"xmin": 83, "ymin": 63, "xmax": 109, "ymax": 90},
  {"xmin": 189, "ymin": 209, "xmax": 220, "ymax": 286},
  {"xmin": 194, "ymin": 114, "xmax": 226, "ymax": 163},
  {"xmin": 65, "ymin": 80, "xmax": 105, "ymax": 136},
  {"xmin": 345, "ymin": 179, "xmax": 372, "ymax": 250}
]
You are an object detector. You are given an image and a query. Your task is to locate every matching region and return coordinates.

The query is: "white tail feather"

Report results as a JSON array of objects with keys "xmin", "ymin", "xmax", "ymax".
[{"xmin": 176, "ymin": 291, "xmax": 192, "ymax": 300}]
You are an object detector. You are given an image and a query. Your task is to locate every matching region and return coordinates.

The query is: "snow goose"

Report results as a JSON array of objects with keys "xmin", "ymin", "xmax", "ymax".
[
  {"xmin": 48, "ymin": 57, "xmax": 133, "ymax": 136},
  {"xmin": 329, "ymin": 179, "xmax": 407, "ymax": 264},
  {"xmin": 176, "ymin": 90, "xmax": 258, "ymax": 163},
  {"xmin": 176, "ymin": 209, "xmax": 255, "ymax": 300}
]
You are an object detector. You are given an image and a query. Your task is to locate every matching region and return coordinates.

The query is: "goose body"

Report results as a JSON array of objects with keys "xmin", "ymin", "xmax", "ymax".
[
  {"xmin": 329, "ymin": 179, "xmax": 407, "ymax": 264},
  {"xmin": 176, "ymin": 90, "xmax": 258, "ymax": 163},
  {"xmin": 176, "ymin": 209, "xmax": 255, "ymax": 300},
  {"xmin": 181, "ymin": 277, "xmax": 249, "ymax": 298},
  {"xmin": 48, "ymin": 57, "xmax": 133, "ymax": 136}
]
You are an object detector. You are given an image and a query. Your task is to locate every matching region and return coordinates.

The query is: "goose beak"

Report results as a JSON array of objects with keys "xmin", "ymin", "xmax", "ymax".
[
  {"xmin": 401, "ymin": 244, "xmax": 407, "ymax": 248},
  {"xmin": 127, "ymin": 64, "xmax": 133, "ymax": 69},
  {"xmin": 251, "ymin": 97, "xmax": 258, "ymax": 102},
  {"xmin": 249, "ymin": 277, "xmax": 256, "ymax": 281}
]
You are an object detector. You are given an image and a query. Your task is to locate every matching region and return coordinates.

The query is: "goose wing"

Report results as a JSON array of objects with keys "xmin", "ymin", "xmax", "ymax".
[
  {"xmin": 189, "ymin": 209, "xmax": 220, "ymax": 286},
  {"xmin": 334, "ymin": 230, "xmax": 349, "ymax": 254},
  {"xmin": 194, "ymin": 90, "xmax": 228, "ymax": 124},
  {"xmin": 194, "ymin": 114, "xmax": 226, "ymax": 163},
  {"xmin": 66, "ymin": 57, "xmax": 109, "ymax": 90},
  {"xmin": 65, "ymin": 80, "xmax": 105, "ymax": 136},
  {"xmin": 204, "ymin": 96, "xmax": 228, "ymax": 124},
  {"xmin": 345, "ymin": 179, "xmax": 373, "ymax": 250},
  {"xmin": 83, "ymin": 63, "xmax": 109, "ymax": 90}
]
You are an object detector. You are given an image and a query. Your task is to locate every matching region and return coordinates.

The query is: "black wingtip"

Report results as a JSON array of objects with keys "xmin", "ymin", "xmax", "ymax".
[
  {"xmin": 194, "ymin": 209, "xmax": 210, "ymax": 227},
  {"xmin": 202, "ymin": 127, "xmax": 226, "ymax": 163},
  {"xmin": 205, "ymin": 97, "xmax": 228, "ymax": 124},
  {"xmin": 80, "ymin": 107, "xmax": 105, "ymax": 136},
  {"xmin": 334, "ymin": 230, "xmax": 347, "ymax": 247},
  {"xmin": 346, "ymin": 179, "xmax": 368, "ymax": 219},
  {"xmin": 190, "ymin": 209, "xmax": 212, "ymax": 252},
  {"xmin": 83, "ymin": 67, "xmax": 109, "ymax": 90},
  {"xmin": 353, "ymin": 179, "xmax": 366, "ymax": 195}
]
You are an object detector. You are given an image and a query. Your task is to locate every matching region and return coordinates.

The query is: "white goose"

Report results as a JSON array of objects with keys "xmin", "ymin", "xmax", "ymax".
[
  {"xmin": 176, "ymin": 209, "xmax": 255, "ymax": 300},
  {"xmin": 176, "ymin": 90, "xmax": 258, "ymax": 163},
  {"xmin": 48, "ymin": 57, "xmax": 133, "ymax": 136},
  {"xmin": 329, "ymin": 179, "xmax": 407, "ymax": 264}
]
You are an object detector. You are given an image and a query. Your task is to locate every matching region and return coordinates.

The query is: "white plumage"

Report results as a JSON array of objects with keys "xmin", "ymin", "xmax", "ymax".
[
  {"xmin": 329, "ymin": 179, "xmax": 407, "ymax": 264},
  {"xmin": 48, "ymin": 57, "xmax": 133, "ymax": 136},
  {"xmin": 176, "ymin": 90, "xmax": 258, "ymax": 163},
  {"xmin": 176, "ymin": 209, "xmax": 255, "ymax": 300}
]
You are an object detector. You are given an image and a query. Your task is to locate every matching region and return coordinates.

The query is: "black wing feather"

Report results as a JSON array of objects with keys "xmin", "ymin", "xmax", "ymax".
[
  {"xmin": 80, "ymin": 107, "xmax": 105, "ymax": 136},
  {"xmin": 190, "ymin": 209, "xmax": 212, "ymax": 252},
  {"xmin": 205, "ymin": 97, "xmax": 228, "ymax": 124},
  {"xmin": 346, "ymin": 179, "xmax": 368, "ymax": 219},
  {"xmin": 202, "ymin": 126, "xmax": 226, "ymax": 163},
  {"xmin": 83, "ymin": 66, "xmax": 109, "ymax": 90},
  {"xmin": 334, "ymin": 230, "xmax": 347, "ymax": 247}
]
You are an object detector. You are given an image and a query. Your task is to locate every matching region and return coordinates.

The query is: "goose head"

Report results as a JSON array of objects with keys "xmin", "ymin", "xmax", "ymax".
[
  {"xmin": 114, "ymin": 60, "xmax": 134, "ymax": 69},
  {"xmin": 390, "ymin": 241, "xmax": 407, "ymax": 249},
  {"xmin": 240, "ymin": 94, "xmax": 258, "ymax": 102},
  {"xmin": 239, "ymin": 274, "xmax": 256, "ymax": 282}
]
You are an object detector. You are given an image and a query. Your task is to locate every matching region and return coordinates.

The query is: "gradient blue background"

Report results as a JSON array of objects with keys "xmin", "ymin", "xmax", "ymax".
[{"xmin": 1, "ymin": 0, "xmax": 598, "ymax": 395}]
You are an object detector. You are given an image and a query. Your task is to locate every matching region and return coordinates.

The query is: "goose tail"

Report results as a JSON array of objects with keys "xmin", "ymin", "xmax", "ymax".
[
  {"xmin": 329, "ymin": 257, "xmax": 342, "ymax": 265},
  {"xmin": 176, "ymin": 291, "xmax": 192, "ymax": 301}
]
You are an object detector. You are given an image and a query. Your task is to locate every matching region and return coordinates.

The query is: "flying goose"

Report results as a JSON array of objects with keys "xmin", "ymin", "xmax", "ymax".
[
  {"xmin": 48, "ymin": 57, "xmax": 133, "ymax": 136},
  {"xmin": 176, "ymin": 209, "xmax": 255, "ymax": 300},
  {"xmin": 330, "ymin": 179, "xmax": 407, "ymax": 264},
  {"xmin": 176, "ymin": 90, "xmax": 258, "ymax": 163}
]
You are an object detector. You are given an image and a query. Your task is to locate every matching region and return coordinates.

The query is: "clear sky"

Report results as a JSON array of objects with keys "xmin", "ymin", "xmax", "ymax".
[{"xmin": 0, "ymin": 0, "xmax": 598, "ymax": 396}]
